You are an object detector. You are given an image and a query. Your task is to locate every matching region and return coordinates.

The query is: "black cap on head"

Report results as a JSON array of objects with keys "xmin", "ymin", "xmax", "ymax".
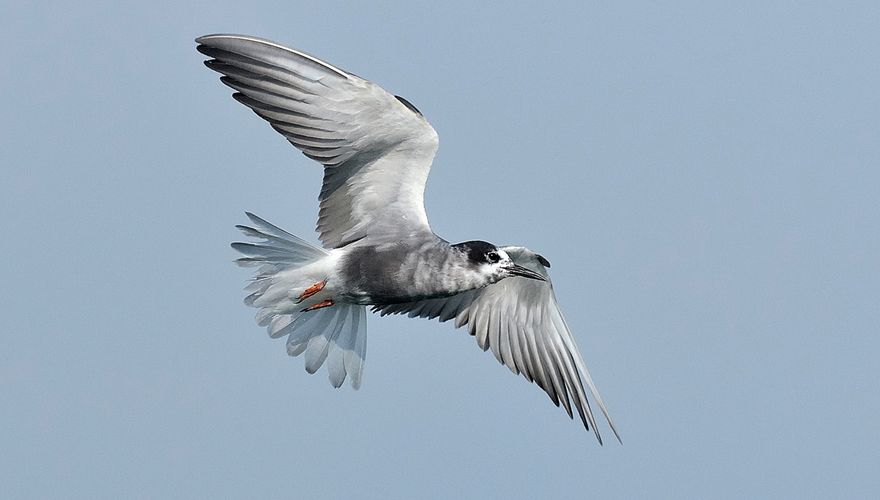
[{"xmin": 453, "ymin": 240, "xmax": 500, "ymax": 265}]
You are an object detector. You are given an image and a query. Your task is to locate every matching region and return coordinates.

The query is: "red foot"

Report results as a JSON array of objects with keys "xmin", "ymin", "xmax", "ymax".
[
  {"xmin": 296, "ymin": 279, "xmax": 327, "ymax": 304},
  {"xmin": 302, "ymin": 299, "xmax": 334, "ymax": 312}
]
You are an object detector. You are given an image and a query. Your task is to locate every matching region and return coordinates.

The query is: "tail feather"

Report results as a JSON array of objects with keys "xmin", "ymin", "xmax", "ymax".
[
  {"xmin": 233, "ymin": 212, "xmax": 327, "ymax": 268},
  {"xmin": 305, "ymin": 311, "xmax": 343, "ymax": 373},
  {"xmin": 345, "ymin": 310, "xmax": 367, "ymax": 389},
  {"xmin": 287, "ymin": 336, "xmax": 309, "ymax": 357},
  {"xmin": 233, "ymin": 212, "xmax": 367, "ymax": 389},
  {"xmin": 326, "ymin": 307, "xmax": 355, "ymax": 387},
  {"xmin": 268, "ymin": 314, "xmax": 295, "ymax": 338},
  {"xmin": 328, "ymin": 306, "xmax": 367, "ymax": 388}
]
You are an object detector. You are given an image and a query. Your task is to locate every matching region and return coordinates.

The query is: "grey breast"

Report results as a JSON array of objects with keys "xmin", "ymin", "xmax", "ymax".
[{"xmin": 340, "ymin": 238, "xmax": 462, "ymax": 305}]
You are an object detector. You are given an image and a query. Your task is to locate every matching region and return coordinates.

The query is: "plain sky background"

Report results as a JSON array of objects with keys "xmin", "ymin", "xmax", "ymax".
[{"xmin": 2, "ymin": 1, "xmax": 878, "ymax": 498}]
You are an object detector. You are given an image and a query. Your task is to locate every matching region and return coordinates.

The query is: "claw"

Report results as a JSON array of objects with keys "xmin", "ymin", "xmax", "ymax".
[
  {"xmin": 302, "ymin": 299, "xmax": 334, "ymax": 312},
  {"xmin": 296, "ymin": 279, "xmax": 327, "ymax": 304}
]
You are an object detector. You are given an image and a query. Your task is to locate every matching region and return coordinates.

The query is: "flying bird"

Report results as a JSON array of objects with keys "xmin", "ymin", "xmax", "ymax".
[{"xmin": 196, "ymin": 34, "xmax": 619, "ymax": 443}]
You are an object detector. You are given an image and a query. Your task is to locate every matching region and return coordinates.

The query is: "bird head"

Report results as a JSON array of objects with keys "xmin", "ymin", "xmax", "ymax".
[{"xmin": 454, "ymin": 240, "xmax": 547, "ymax": 283}]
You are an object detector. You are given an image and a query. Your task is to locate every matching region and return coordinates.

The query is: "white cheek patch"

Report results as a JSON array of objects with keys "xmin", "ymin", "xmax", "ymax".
[{"xmin": 479, "ymin": 263, "xmax": 507, "ymax": 283}]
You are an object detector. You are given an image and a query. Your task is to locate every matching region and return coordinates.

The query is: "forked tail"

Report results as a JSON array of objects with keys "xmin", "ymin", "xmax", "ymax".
[{"xmin": 233, "ymin": 212, "xmax": 367, "ymax": 389}]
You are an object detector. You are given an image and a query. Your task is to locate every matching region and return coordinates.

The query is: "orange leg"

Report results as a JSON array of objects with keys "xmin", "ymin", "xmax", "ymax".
[
  {"xmin": 301, "ymin": 299, "xmax": 334, "ymax": 312},
  {"xmin": 295, "ymin": 279, "xmax": 327, "ymax": 304}
]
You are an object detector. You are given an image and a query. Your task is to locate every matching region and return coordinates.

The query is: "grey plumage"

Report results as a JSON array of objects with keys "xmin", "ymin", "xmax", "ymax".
[
  {"xmin": 198, "ymin": 34, "xmax": 619, "ymax": 443},
  {"xmin": 339, "ymin": 239, "xmax": 502, "ymax": 305}
]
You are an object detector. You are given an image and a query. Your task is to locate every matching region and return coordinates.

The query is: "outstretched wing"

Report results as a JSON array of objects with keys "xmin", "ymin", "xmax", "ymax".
[
  {"xmin": 375, "ymin": 247, "xmax": 620, "ymax": 444},
  {"xmin": 197, "ymin": 34, "xmax": 439, "ymax": 248}
]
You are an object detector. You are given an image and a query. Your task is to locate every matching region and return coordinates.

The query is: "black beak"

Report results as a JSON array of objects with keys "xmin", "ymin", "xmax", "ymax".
[{"xmin": 507, "ymin": 264, "xmax": 547, "ymax": 281}]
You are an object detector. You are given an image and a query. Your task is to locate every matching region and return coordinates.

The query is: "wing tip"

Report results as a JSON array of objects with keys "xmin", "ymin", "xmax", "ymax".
[
  {"xmin": 607, "ymin": 417, "xmax": 623, "ymax": 445},
  {"xmin": 195, "ymin": 33, "xmax": 255, "ymax": 45}
]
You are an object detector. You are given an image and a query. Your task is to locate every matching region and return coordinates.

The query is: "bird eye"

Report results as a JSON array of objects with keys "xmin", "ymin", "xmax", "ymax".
[{"xmin": 486, "ymin": 251, "xmax": 500, "ymax": 263}]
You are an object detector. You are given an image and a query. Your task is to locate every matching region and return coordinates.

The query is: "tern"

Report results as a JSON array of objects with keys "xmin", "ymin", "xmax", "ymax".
[{"xmin": 197, "ymin": 34, "xmax": 619, "ymax": 443}]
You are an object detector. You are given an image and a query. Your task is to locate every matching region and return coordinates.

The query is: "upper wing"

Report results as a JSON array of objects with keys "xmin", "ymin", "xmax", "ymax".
[
  {"xmin": 197, "ymin": 34, "xmax": 439, "ymax": 248},
  {"xmin": 375, "ymin": 247, "xmax": 620, "ymax": 444}
]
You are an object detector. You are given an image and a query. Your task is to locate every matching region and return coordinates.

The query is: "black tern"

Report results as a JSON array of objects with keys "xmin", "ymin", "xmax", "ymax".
[{"xmin": 197, "ymin": 34, "xmax": 619, "ymax": 443}]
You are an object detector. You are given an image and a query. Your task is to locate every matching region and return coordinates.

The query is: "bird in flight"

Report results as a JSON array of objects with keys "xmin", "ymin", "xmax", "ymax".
[{"xmin": 196, "ymin": 34, "xmax": 619, "ymax": 444}]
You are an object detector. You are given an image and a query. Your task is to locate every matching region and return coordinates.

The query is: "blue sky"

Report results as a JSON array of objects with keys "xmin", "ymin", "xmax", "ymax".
[{"xmin": 2, "ymin": 1, "xmax": 878, "ymax": 498}]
